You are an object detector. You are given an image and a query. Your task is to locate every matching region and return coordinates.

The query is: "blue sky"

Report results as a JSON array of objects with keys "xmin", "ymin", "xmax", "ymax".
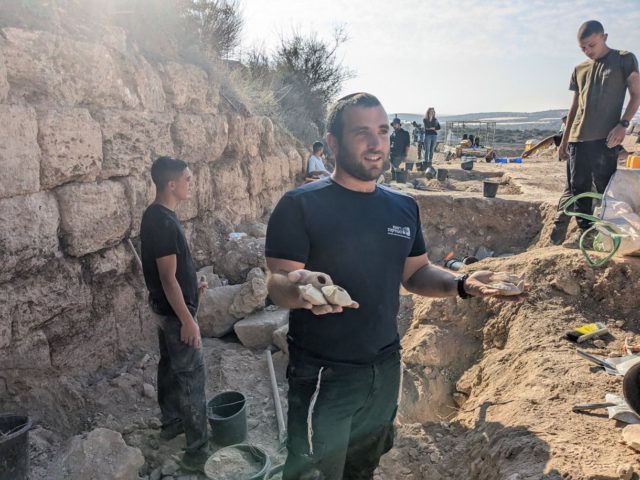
[{"xmin": 240, "ymin": 0, "xmax": 640, "ymax": 115}]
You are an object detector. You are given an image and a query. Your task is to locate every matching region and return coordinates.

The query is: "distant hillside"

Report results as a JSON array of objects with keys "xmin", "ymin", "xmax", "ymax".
[{"xmin": 391, "ymin": 110, "xmax": 567, "ymax": 130}]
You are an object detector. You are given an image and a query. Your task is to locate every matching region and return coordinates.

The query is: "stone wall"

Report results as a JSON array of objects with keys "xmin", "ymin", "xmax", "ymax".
[{"xmin": 0, "ymin": 26, "xmax": 305, "ymax": 374}]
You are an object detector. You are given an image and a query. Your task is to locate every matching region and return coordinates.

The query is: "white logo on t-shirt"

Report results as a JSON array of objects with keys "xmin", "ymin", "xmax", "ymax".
[{"xmin": 387, "ymin": 225, "xmax": 411, "ymax": 239}]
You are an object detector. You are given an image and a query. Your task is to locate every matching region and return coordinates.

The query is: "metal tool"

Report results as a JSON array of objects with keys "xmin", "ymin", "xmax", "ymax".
[
  {"xmin": 265, "ymin": 349, "xmax": 286, "ymax": 445},
  {"xmin": 572, "ymin": 402, "xmax": 616, "ymax": 413}
]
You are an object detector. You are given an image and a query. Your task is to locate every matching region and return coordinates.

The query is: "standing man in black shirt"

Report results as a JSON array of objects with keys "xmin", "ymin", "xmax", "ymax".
[
  {"xmin": 390, "ymin": 117, "xmax": 410, "ymax": 178},
  {"xmin": 265, "ymin": 93, "xmax": 523, "ymax": 480},
  {"xmin": 555, "ymin": 20, "xmax": 639, "ymax": 248},
  {"xmin": 140, "ymin": 156, "xmax": 209, "ymax": 472}
]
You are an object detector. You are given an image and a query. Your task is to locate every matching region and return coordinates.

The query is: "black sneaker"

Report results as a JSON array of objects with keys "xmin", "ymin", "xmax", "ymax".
[
  {"xmin": 179, "ymin": 449, "xmax": 210, "ymax": 473},
  {"xmin": 159, "ymin": 421, "xmax": 184, "ymax": 441}
]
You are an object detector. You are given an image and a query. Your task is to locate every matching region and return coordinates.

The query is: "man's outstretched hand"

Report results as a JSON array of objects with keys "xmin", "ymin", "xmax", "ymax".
[
  {"xmin": 464, "ymin": 270, "xmax": 529, "ymax": 302},
  {"xmin": 288, "ymin": 269, "xmax": 359, "ymax": 315}
]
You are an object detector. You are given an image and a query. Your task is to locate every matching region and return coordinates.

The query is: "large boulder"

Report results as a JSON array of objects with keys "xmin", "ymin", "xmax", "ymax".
[
  {"xmin": 37, "ymin": 108, "xmax": 103, "ymax": 189},
  {"xmin": 86, "ymin": 242, "xmax": 134, "ymax": 278},
  {"xmin": 0, "ymin": 104, "xmax": 40, "ymax": 199},
  {"xmin": 0, "ymin": 259, "xmax": 91, "ymax": 360},
  {"xmin": 198, "ymin": 284, "xmax": 243, "ymax": 337},
  {"xmin": 229, "ymin": 271, "xmax": 268, "ymax": 319},
  {"xmin": 118, "ymin": 175, "xmax": 155, "ymax": 237},
  {"xmin": 95, "ymin": 110, "xmax": 174, "ymax": 178},
  {"xmin": 159, "ymin": 62, "xmax": 219, "ymax": 113},
  {"xmin": 171, "ymin": 113, "xmax": 228, "ymax": 164},
  {"xmin": 272, "ymin": 323, "xmax": 289, "ymax": 354},
  {"xmin": 3, "ymin": 28, "xmax": 139, "ymax": 109},
  {"xmin": 234, "ymin": 308, "xmax": 289, "ymax": 350},
  {"xmin": 48, "ymin": 428, "xmax": 144, "ymax": 480},
  {"xmin": 0, "ymin": 191, "xmax": 60, "ymax": 283},
  {"xmin": 213, "ymin": 236, "xmax": 266, "ymax": 284},
  {"xmin": 56, "ymin": 181, "xmax": 131, "ymax": 257}
]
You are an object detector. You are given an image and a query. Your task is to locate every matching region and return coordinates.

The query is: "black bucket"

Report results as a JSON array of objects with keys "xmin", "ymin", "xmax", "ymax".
[
  {"xmin": 436, "ymin": 168, "xmax": 448, "ymax": 182},
  {"xmin": 208, "ymin": 391, "xmax": 247, "ymax": 446},
  {"xmin": 0, "ymin": 414, "xmax": 32, "ymax": 480},
  {"xmin": 483, "ymin": 181, "xmax": 499, "ymax": 198}
]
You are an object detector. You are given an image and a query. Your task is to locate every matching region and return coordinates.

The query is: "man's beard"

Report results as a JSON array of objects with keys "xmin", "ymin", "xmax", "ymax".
[{"xmin": 336, "ymin": 146, "xmax": 389, "ymax": 181}]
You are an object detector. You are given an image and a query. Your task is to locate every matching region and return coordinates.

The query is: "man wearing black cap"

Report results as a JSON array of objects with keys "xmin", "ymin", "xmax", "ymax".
[{"xmin": 390, "ymin": 117, "xmax": 410, "ymax": 180}]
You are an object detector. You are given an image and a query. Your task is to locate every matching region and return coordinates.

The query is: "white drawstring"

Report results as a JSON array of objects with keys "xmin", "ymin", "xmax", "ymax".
[{"xmin": 306, "ymin": 367, "xmax": 324, "ymax": 455}]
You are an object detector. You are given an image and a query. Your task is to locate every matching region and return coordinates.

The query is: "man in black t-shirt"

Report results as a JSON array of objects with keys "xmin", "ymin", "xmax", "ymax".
[
  {"xmin": 265, "ymin": 93, "xmax": 525, "ymax": 480},
  {"xmin": 140, "ymin": 156, "xmax": 209, "ymax": 472},
  {"xmin": 390, "ymin": 117, "xmax": 410, "ymax": 177}
]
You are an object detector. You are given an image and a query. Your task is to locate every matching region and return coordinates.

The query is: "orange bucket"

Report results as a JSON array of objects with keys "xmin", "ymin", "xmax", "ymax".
[{"xmin": 627, "ymin": 155, "xmax": 640, "ymax": 169}]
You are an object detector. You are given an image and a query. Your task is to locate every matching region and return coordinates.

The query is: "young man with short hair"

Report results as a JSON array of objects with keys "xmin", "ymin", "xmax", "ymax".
[
  {"xmin": 555, "ymin": 20, "xmax": 640, "ymax": 248},
  {"xmin": 390, "ymin": 117, "xmax": 410, "ymax": 177},
  {"xmin": 140, "ymin": 156, "xmax": 209, "ymax": 472},
  {"xmin": 265, "ymin": 93, "xmax": 525, "ymax": 480}
]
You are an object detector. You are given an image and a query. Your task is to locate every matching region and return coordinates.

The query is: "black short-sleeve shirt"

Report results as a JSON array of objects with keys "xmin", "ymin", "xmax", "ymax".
[
  {"xmin": 265, "ymin": 177, "xmax": 427, "ymax": 365},
  {"xmin": 140, "ymin": 203, "xmax": 198, "ymax": 317}
]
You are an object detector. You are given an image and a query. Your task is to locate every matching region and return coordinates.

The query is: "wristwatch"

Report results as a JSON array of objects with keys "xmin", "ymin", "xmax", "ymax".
[
  {"xmin": 455, "ymin": 274, "xmax": 473, "ymax": 299},
  {"xmin": 619, "ymin": 119, "xmax": 630, "ymax": 128}
]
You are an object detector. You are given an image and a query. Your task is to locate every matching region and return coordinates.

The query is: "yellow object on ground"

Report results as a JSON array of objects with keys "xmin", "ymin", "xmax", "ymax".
[
  {"xmin": 525, "ymin": 140, "xmax": 536, "ymax": 151},
  {"xmin": 627, "ymin": 155, "xmax": 640, "ymax": 169}
]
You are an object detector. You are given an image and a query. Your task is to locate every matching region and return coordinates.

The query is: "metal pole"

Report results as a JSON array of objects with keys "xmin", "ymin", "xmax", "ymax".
[{"xmin": 265, "ymin": 349, "xmax": 286, "ymax": 444}]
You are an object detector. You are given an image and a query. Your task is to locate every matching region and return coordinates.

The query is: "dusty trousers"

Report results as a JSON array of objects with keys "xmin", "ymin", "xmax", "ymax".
[
  {"xmin": 155, "ymin": 313, "xmax": 209, "ymax": 454},
  {"xmin": 568, "ymin": 139, "xmax": 619, "ymax": 231},
  {"xmin": 283, "ymin": 350, "xmax": 401, "ymax": 480}
]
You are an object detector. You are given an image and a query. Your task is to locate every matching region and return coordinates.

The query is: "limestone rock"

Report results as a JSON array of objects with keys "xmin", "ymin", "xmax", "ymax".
[
  {"xmin": 229, "ymin": 276, "xmax": 268, "ymax": 318},
  {"xmin": 238, "ymin": 222, "xmax": 268, "ymax": 238},
  {"xmin": 246, "ymin": 267, "xmax": 266, "ymax": 282},
  {"xmin": 56, "ymin": 181, "xmax": 131, "ymax": 257},
  {"xmin": 211, "ymin": 161, "xmax": 252, "ymax": 224},
  {"xmin": 617, "ymin": 464, "xmax": 633, "ymax": 480},
  {"xmin": 196, "ymin": 164, "xmax": 214, "ymax": 214},
  {"xmin": 37, "ymin": 108, "xmax": 102, "ymax": 189},
  {"xmin": 132, "ymin": 55, "xmax": 166, "ymax": 112},
  {"xmin": 95, "ymin": 110, "xmax": 174, "ymax": 178},
  {"xmin": 159, "ymin": 62, "xmax": 218, "ymax": 113},
  {"xmin": 172, "ymin": 113, "xmax": 228, "ymax": 164},
  {"xmin": 197, "ymin": 266, "xmax": 224, "ymax": 289},
  {"xmin": 86, "ymin": 243, "xmax": 134, "ymax": 277},
  {"xmin": 0, "ymin": 191, "xmax": 60, "ymax": 283},
  {"xmin": 0, "ymin": 259, "xmax": 91, "ymax": 352},
  {"xmin": 142, "ymin": 383, "xmax": 156, "ymax": 399},
  {"xmin": 118, "ymin": 175, "xmax": 155, "ymax": 237},
  {"xmin": 622, "ymin": 424, "xmax": 640, "ymax": 452},
  {"xmin": 48, "ymin": 428, "xmax": 144, "ymax": 480},
  {"xmin": 0, "ymin": 330, "xmax": 51, "ymax": 369},
  {"xmin": 198, "ymin": 284, "xmax": 243, "ymax": 337},
  {"xmin": 3, "ymin": 28, "xmax": 139, "ymax": 109},
  {"xmin": 234, "ymin": 308, "xmax": 290, "ymax": 350},
  {"xmin": 0, "ymin": 104, "xmax": 40, "ymax": 199},
  {"xmin": 272, "ymin": 324, "xmax": 289, "ymax": 354},
  {"xmin": 213, "ymin": 236, "xmax": 266, "ymax": 284}
]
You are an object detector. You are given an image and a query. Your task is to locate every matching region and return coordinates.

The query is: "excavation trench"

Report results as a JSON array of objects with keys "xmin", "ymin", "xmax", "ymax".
[{"xmin": 382, "ymin": 185, "xmax": 640, "ymax": 479}]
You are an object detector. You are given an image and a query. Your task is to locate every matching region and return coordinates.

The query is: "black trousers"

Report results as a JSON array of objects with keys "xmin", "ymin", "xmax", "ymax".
[
  {"xmin": 155, "ymin": 313, "xmax": 209, "ymax": 454},
  {"xmin": 563, "ymin": 139, "xmax": 618, "ymax": 231},
  {"xmin": 283, "ymin": 351, "xmax": 401, "ymax": 480}
]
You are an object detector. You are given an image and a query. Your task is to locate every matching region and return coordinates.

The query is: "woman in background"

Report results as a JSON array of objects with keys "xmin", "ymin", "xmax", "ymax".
[{"xmin": 422, "ymin": 107, "xmax": 441, "ymax": 167}]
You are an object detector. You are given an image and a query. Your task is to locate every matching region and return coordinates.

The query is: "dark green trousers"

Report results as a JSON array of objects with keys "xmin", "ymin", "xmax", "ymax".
[{"xmin": 283, "ymin": 350, "xmax": 401, "ymax": 480}]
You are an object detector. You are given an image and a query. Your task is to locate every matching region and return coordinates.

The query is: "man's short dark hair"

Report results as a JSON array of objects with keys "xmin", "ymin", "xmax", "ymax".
[
  {"xmin": 312, "ymin": 141, "xmax": 324, "ymax": 154},
  {"xmin": 577, "ymin": 20, "xmax": 604, "ymax": 40},
  {"xmin": 326, "ymin": 92, "xmax": 382, "ymax": 141},
  {"xmin": 151, "ymin": 156, "xmax": 188, "ymax": 190}
]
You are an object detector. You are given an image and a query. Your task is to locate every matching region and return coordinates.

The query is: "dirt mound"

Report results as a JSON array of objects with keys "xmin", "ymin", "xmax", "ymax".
[{"xmin": 386, "ymin": 249, "xmax": 640, "ymax": 479}]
